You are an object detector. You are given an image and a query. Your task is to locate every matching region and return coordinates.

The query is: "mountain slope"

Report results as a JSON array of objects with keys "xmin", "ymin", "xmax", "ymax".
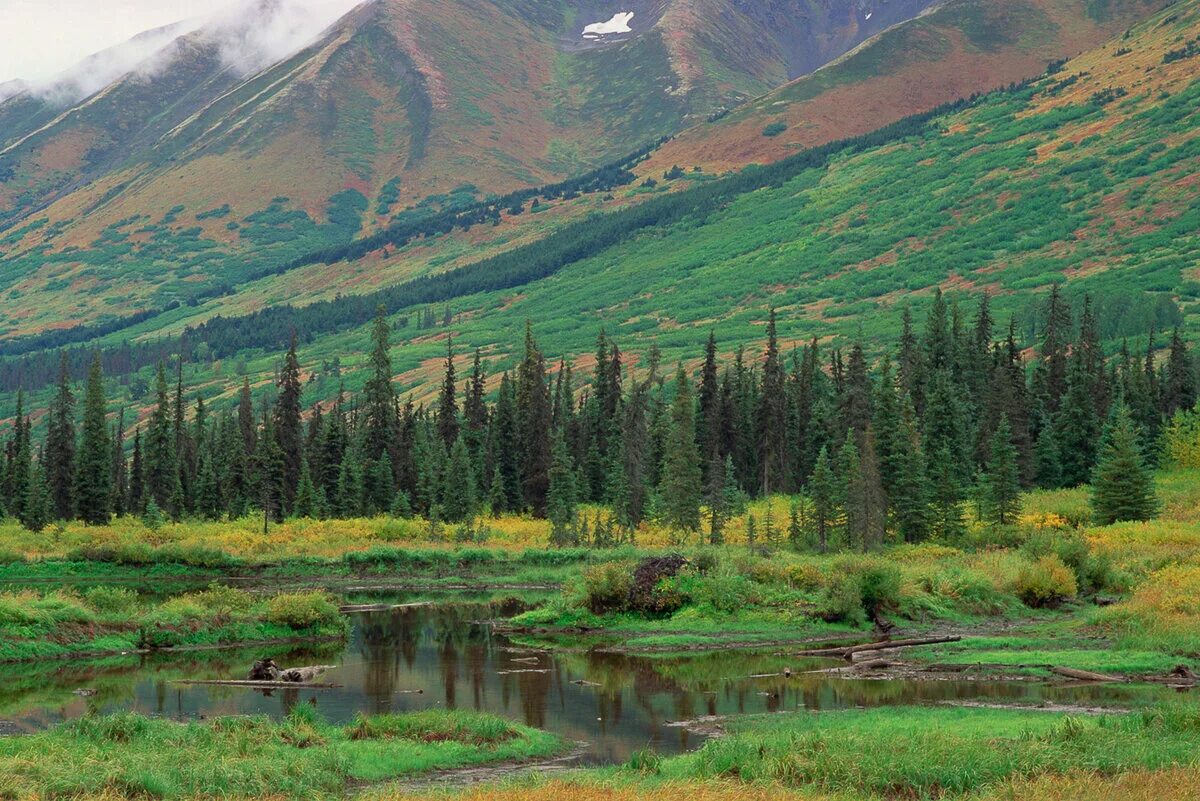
[
  {"xmin": 641, "ymin": 0, "xmax": 1174, "ymax": 174},
  {"xmin": 0, "ymin": 0, "xmax": 966, "ymax": 341}
]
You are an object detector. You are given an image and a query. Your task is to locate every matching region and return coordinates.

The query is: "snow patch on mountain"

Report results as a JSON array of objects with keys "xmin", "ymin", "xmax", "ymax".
[{"xmin": 583, "ymin": 11, "xmax": 634, "ymax": 38}]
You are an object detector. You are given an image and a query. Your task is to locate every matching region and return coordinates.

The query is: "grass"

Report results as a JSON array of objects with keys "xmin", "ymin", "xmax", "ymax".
[
  {"xmin": 0, "ymin": 707, "xmax": 561, "ymax": 799},
  {"xmin": 379, "ymin": 705, "xmax": 1200, "ymax": 801},
  {"xmin": 380, "ymin": 770, "xmax": 1200, "ymax": 801},
  {"xmin": 0, "ymin": 584, "xmax": 347, "ymax": 662}
]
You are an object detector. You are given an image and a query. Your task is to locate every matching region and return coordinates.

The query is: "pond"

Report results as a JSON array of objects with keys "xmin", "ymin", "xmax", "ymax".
[{"xmin": 0, "ymin": 591, "xmax": 1178, "ymax": 765}]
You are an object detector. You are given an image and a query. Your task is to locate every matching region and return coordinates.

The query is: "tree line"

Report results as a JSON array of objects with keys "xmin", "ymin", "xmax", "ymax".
[{"xmin": 0, "ymin": 289, "xmax": 1193, "ymax": 541}]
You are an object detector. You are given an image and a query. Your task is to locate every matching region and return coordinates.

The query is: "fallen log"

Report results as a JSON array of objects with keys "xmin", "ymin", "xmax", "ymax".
[
  {"xmin": 1051, "ymin": 666, "xmax": 1124, "ymax": 683},
  {"xmin": 795, "ymin": 635, "xmax": 961, "ymax": 660},
  {"xmin": 339, "ymin": 601, "xmax": 434, "ymax": 613},
  {"xmin": 851, "ymin": 659, "xmax": 894, "ymax": 671},
  {"xmin": 173, "ymin": 679, "xmax": 341, "ymax": 689}
]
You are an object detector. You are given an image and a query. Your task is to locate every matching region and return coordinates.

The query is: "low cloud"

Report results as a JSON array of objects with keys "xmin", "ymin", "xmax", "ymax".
[
  {"xmin": 20, "ymin": 0, "xmax": 367, "ymax": 107},
  {"xmin": 206, "ymin": 0, "xmax": 367, "ymax": 76}
]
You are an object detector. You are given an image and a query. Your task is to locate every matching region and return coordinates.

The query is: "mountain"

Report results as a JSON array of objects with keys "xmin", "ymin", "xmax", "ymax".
[
  {"xmin": 0, "ymin": 0, "xmax": 972, "ymax": 339},
  {"xmin": 0, "ymin": 0, "xmax": 940, "ymax": 231},
  {"xmin": 641, "ymin": 0, "xmax": 1173, "ymax": 174},
  {"xmin": 3, "ymin": 0, "xmax": 1196, "ymax": 412}
]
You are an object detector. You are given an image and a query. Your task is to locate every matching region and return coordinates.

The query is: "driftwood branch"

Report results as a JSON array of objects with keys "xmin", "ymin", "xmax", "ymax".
[
  {"xmin": 796, "ymin": 635, "xmax": 961, "ymax": 660},
  {"xmin": 1051, "ymin": 667, "xmax": 1124, "ymax": 683}
]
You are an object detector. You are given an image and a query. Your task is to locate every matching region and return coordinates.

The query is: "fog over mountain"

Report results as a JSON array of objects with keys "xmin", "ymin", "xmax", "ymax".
[{"xmin": 7, "ymin": 0, "xmax": 366, "ymax": 105}]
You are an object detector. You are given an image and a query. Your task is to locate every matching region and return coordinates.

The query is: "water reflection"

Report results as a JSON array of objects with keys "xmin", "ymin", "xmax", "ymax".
[{"xmin": 0, "ymin": 596, "xmax": 1179, "ymax": 764}]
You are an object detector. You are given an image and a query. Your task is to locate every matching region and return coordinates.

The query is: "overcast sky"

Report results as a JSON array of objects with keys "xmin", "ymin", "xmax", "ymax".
[{"xmin": 0, "ymin": 1, "xmax": 220, "ymax": 84}]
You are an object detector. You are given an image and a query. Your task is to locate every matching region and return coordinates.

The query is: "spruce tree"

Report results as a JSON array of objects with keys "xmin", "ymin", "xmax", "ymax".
[
  {"xmin": 1162, "ymin": 329, "xmax": 1196, "ymax": 417},
  {"xmin": 292, "ymin": 461, "xmax": 320, "ymax": 519},
  {"xmin": 364, "ymin": 457, "xmax": 396, "ymax": 516},
  {"xmin": 195, "ymin": 451, "xmax": 223, "ymax": 520},
  {"xmin": 1056, "ymin": 349, "xmax": 1101, "ymax": 486},
  {"xmin": 44, "ymin": 355, "xmax": 75, "ymax": 520},
  {"xmin": 516, "ymin": 323, "xmax": 552, "ymax": 515},
  {"xmin": 437, "ymin": 337, "xmax": 459, "ymax": 450},
  {"xmin": 109, "ymin": 409, "xmax": 128, "ymax": 517},
  {"xmin": 809, "ymin": 446, "xmax": 838, "ymax": 552},
  {"xmin": 704, "ymin": 453, "xmax": 727, "ymax": 545},
  {"xmin": 362, "ymin": 306, "xmax": 397, "ymax": 464},
  {"xmin": 891, "ymin": 395, "xmax": 930, "ymax": 543},
  {"xmin": 1091, "ymin": 404, "xmax": 1158, "ymax": 524},
  {"xmin": 546, "ymin": 431, "xmax": 578, "ymax": 544},
  {"xmin": 1033, "ymin": 415, "xmax": 1063, "ymax": 489},
  {"xmin": 274, "ymin": 334, "xmax": 304, "ymax": 512},
  {"xmin": 697, "ymin": 331, "xmax": 721, "ymax": 470},
  {"xmin": 658, "ymin": 366, "xmax": 702, "ymax": 535},
  {"xmin": 983, "ymin": 414, "xmax": 1021, "ymax": 526},
  {"xmin": 1041, "ymin": 283, "xmax": 1072, "ymax": 413},
  {"xmin": 144, "ymin": 364, "xmax": 177, "ymax": 510},
  {"xmin": 74, "ymin": 353, "xmax": 111, "ymax": 525},
  {"xmin": 128, "ymin": 429, "xmax": 145, "ymax": 514},
  {"xmin": 838, "ymin": 437, "xmax": 861, "ymax": 550},
  {"xmin": 22, "ymin": 459, "xmax": 52, "ymax": 533},
  {"xmin": 839, "ymin": 341, "xmax": 872, "ymax": 441},
  {"xmin": 237, "ymin": 377, "xmax": 257, "ymax": 457},
  {"xmin": 440, "ymin": 436, "xmax": 476, "ymax": 523},
  {"xmin": 255, "ymin": 407, "xmax": 286, "ymax": 524},
  {"xmin": 756, "ymin": 311, "xmax": 788, "ymax": 494},
  {"xmin": 928, "ymin": 444, "xmax": 965, "ymax": 541},
  {"xmin": 4, "ymin": 391, "xmax": 30, "ymax": 517}
]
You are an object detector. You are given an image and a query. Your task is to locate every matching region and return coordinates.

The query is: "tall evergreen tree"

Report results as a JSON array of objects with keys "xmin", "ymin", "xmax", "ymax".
[
  {"xmin": 440, "ymin": 437, "xmax": 476, "ymax": 523},
  {"xmin": 437, "ymin": 337, "xmax": 460, "ymax": 450},
  {"xmin": 74, "ymin": 353, "xmax": 111, "ymax": 525},
  {"xmin": 4, "ymin": 392, "xmax": 30, "ymax": 520},
  {"xmin": 109, "ymin": 409, "xmax": 128, "ymax": 517},
  {"xmin": 891, "ymin": 395, "xmax": 930, "ymax": 542},
  {"xmin": 1056, "ymin": 345, "xmax": 1101, "ymax": 486},
  {"xmin": 546, "ymin": 431, "xmax": 578, "ymax": 543},
  {"xmin": 21, "ymin": 457, "xmax": 52, "ymax": 533},
  {"xmin": 808, "ymin": 446, "xmax": 838, "ymax": 552},
  {"xmin": 144, "ymin": 364, "xmax": 177, "ymax": 511},
  {"xmin": 1162, "ymin": 328, "xmax": 1196, "ymax": 417},
  {"xmin": 1040, "ymin": 283, "xmax": 1072, "ymax": 413},
  {"xmin": 983, "ymin": 415, "xmax": 1021, "ymax": 526},
  {"xmin": 237, "ymin": 377, "xmax": 257, "ymax": 457},
  {"xmin": 756, "ymin": 311, "xmax": 788, "ymax": 495},
  {"xmin": 1091, "ymin": 404, "xmax": 1158, "ymax": 525},
  {"xmin": 697, "ymin": 331, "xmax": 721, "ymax": 470},
  {"xmin": 659, "ymin": 366, "xmax": 702, "ymax": 535},
  {"xmin": 128, "ymin": 429, "xmax": 145, "ymax": 514},
  {"xmin": 516, "ymin": 323, "xmax": 552, "ymax": 515},
  {"xmin": 274, "ymin": 334, "xmax": 304, "ymax": 512},
  {"xmin": 362, "ymin": 306, "xmax": 398, "ymax": 466},
  {"xmin": 44, "ymin": 354, "xmax": 75, "ymax": 520}
]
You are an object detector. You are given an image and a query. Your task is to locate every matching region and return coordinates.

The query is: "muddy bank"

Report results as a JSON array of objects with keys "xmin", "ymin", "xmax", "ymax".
[{"xmin": 384, "ymin": 744, "xmax": 590, "ymax": 792}]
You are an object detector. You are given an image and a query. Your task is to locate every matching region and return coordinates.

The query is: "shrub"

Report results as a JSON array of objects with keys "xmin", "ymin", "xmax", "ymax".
[
  {"xmin": 1014, "ymin": 555, "xmax": 1078, "ymax": 608},
  {"xmin": 821, "ymin": 573, "xmax": 866, "ymax": 624},
  {"xmin": 581, "ymin": 561, "xmax": 634, "ymax": 613},
  {"xmin": 189, "ymin": 583, "xmax": 254, "ymax": 614},
  {"xmin": 83, "ymin": 586, "xmax": 139, "ymax": 615},
  {"xmin": 763, "ymin": 121, "xmax": 787, "ymax": 137},
  {"xmin": 264, "ymin": 591, "xmax": 340, "ymax": 629}
]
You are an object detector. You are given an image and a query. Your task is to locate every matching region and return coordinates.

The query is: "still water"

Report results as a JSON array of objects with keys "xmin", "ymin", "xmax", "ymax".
[{"xmin": 0, "ymin": 592, "xmax": 1174, "ymax": 764}]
